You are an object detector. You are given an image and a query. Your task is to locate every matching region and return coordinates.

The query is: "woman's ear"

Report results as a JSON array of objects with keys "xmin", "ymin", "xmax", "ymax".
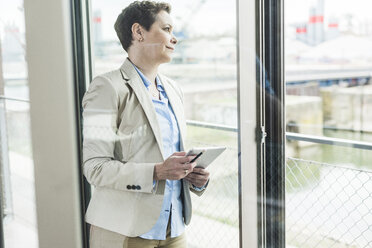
[{"xmin": 131, "ymin": 23, "xmax": 143, "ymax": 42}]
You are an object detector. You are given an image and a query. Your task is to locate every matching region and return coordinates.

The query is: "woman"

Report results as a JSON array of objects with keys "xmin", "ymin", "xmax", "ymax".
[{"xmin": 82, "ymin": 1, "xmax": 210, "ymax": 247}]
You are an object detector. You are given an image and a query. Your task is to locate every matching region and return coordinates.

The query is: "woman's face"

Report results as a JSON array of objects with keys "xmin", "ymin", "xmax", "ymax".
[{"xmin": 141, "ymin": 10, "xmax": 177, "ymax": 64}]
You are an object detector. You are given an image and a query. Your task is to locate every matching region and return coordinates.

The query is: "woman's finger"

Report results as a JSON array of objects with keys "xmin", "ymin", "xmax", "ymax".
[
  {"xmin": 192, "ymin": 168, "xmax": 209, "ymax": 175},
  {"xmin": 186, "ymin": 173, "xmax": 206, "ymax": 181},
  {"xmin": 172, "ymin": 151, "xmax": 186, "ymax": 156}
]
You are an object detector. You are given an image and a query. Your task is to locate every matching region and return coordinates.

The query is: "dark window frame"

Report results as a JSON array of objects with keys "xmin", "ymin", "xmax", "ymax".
[
  {"xmin": 72, "ymin": 0, "xmax": 285, "ymax": 247},
  {"xmin": 70, "ymin": 0, "xmax": 92, "ymax": 247},
  {"xmin": 257, "ymin": 0, "xmax": 286, "ymax": 247}
]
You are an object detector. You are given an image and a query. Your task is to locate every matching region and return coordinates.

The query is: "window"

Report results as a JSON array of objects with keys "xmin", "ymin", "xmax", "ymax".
[
  {"xmin": 285, "ymin": 0, "xmax": 372, "ymax": 247},
  {"xmin": 2, "ymin": 0, "xmax": 369, "ymax": 247},
  {"xmin": 0, "ymin": 0, "xmax": 38, "ymax": 247},
  {"xmin": 88, "ymin": 0, "xmax": 240, "ymax": 247}
]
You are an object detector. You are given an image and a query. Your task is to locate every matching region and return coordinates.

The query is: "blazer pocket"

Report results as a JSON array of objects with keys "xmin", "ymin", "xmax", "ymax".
[{"xmin": 116, "ymin": 130, "xmax": 132, "ymax": 161}]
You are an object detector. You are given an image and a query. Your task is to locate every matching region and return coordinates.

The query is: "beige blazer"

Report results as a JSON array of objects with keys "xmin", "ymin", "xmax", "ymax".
[{"xmin": 82, "ymin": 58, "xmax": 205, "ymax": 237}]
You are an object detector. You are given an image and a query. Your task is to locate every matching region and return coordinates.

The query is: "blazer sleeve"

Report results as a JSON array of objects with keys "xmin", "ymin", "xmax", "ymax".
[{"xmin": 82, "ymin": 76, "xmax": 155, "ymax": 194}]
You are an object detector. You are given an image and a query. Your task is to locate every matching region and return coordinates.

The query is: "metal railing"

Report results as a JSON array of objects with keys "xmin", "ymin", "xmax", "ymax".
[
  {"xmin": 1, "ymin": 99, "xmax": 370, "ymax": 150},
  {"xmin": 285, "ymin": 68, "xmax": 372, "ymax": 83},
  {"xmin": 286, "ymin": 132, "xmax": 372, "ymax": 151},
  {"xmin": 0, "ymin": 96, "xmax": 30, "ymax": 103},
  {"xmin": 286, "ymin": 157, "xmax": 372, "ymax": 248},
  {"xmin": 0, "ymin": 96, "xmax": 36, "ymax": 248},
  {"xmin": 1, "ymin": 98, "xmax": 371, "ymax": 247},
  {"xmin": 0, "ymin": 96, "xmax": 32, "ymax": 221},
  {"xmin": 0, "ymin": 97, "xmax": 14, "ymax": 221},
  {"xmin": 187, "ymin": 120, "xmax": 372, "ymax": 151},
  {"xmin": 185, "ymin": 124, "xmax": 239, "ymax": 248},
  {"xmin": 186, "ymin": 120, "xmax": 238, "ymax": 132},
  {"xmin": 186, "ymin": 119, "xmax": 372, "ymax": 248}
]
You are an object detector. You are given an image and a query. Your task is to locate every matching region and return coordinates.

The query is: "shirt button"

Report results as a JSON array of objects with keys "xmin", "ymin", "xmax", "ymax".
[{"xmin": 126, "ymin": 185, "xmax": 131, "ymax": 190}]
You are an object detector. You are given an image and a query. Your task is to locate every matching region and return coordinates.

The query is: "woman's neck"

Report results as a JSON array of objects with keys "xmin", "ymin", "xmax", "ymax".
[{"xmin": 128, "ymin": 56, "xmax": 158, "ymax": 84}]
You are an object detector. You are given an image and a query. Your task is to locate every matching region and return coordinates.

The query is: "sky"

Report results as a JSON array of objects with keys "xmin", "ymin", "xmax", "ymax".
[
  {"xmin": 1, "ymin": 0, "xmax": 372, "ymax": 40},
  {"xmin": 91, "ymin": 0, "xmax": 237, "ymax": 40},
  {"xmin": 285, "ymin": 0, "xmax": 372, "ymax": 25},
  {"xmin": 0, "ymin": 0, "xmax": 24, "ymax": 37},
  {"xmin": 92, "ymin": 0, "xmax": 372, "ymax": 40}
]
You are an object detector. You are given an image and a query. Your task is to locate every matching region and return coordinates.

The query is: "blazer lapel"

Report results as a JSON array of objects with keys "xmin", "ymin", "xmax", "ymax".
[
  {"xmin": 159, "ymin": 75, "xmax": 187, "ymax": 151},
  {"xmin": 120, "ymin": 59, "xmax": 165, "ymax": 159}
]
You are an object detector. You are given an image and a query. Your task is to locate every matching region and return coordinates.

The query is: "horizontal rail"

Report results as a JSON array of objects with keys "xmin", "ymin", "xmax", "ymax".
[
  {"xmin": 186, "ymin": 120, "xmax": 372, "ymax": 150},
  {"xmin": 286, "ymin": 70, "xmax": 372, "ymax": 83},
  {"xmin": 186, "ymin": 120, "xmax": 238, "ymax": 132},
  {"xmin": 0, "ymin": 95, "xmax": 30, "ymax": 103},
  {"xmin": 287, "ymin": 122, "xmax": 372, "ymax": 134},
  {"xmin": 286, "ymin": 132, "xmax": 372, "ymax": 150},
  {"xmin": 287, "ymin": 157, "xmax": 372, "ymax": 173},
  {"xmin": 1, "ymin": 98, "xmax": 371, "ymax": 150}
]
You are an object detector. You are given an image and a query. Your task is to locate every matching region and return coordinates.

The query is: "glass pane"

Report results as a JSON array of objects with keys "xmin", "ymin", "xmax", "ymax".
[
  {"xmin": 0, "ymin": 0, "xmax": 38, "ymax": 247},
  {"xmin": 185, "ymin": 125, "xmax": 239, "ymax": 248},
  {"xmin": 285, "ymin": 0, "xmax": 372, "ymax": 247},
  {"xmin": 88, "ymin": 0, "xmax": 239, "ymax": 247}
]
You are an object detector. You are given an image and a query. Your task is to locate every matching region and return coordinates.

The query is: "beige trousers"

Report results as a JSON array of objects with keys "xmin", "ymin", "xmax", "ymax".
[{"xmin": 89, "ymin": 225, "xmax": 187, "ymax": 248}]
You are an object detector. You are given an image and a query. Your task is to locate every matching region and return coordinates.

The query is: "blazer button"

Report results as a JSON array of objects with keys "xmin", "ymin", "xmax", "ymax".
[
  {"xmin": 136, "ymin": 185, "xmax": 141, "ymax": 190},
  {"xmin": 131, "ymin": 185, "xmax": 136, "ymax": 190},
  {"xmin": 126, "ymin": 185, "xmax": 131, "ymax": 190}
]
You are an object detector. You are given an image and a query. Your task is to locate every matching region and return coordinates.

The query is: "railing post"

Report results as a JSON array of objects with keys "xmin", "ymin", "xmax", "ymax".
[
  {"xmin": 0, "ymin": 38, "xmax": 6, "ymax": 248},
  {"xmin": 0, "ymin": 35, "xmax": 13, "ymax": 248}
]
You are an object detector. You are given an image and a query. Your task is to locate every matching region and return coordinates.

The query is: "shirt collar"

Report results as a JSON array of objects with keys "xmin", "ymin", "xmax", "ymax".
[{"xmin": 132, "ymin": 63, "xmax": 164, "ymax": 92}]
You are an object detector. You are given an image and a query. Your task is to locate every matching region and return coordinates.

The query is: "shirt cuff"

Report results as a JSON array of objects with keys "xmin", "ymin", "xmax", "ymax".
[{"xmin": 192, "ymin": 179, "xmax": 209, "ymax": 191}]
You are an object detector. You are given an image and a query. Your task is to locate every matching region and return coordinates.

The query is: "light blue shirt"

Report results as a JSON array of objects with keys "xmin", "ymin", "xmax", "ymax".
[{"xmin": 133, "ymin": 65, "xmax": 185, "ymax": 240}]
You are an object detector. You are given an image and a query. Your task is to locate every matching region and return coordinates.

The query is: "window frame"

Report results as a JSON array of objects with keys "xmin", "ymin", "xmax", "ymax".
[
  {"xmin": 21, "ymin": 0, "xmax": 286, "ymax": 247},
  {"xmin": 258, "ymin": 0, "xmax": 286, "ymax": 247},
  {"xmin": 237, "ymin": 0, "xmax": 260, "ymax": 247},
  {"xmin": 24, "ymin": 0, "xmax": 84, "ymax": 247}
]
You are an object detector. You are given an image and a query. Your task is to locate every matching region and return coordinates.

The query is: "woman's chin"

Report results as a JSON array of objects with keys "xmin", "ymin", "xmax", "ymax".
[{"xmin": 157, "ymin": 55, "xmax": 172, "ymax": 64}]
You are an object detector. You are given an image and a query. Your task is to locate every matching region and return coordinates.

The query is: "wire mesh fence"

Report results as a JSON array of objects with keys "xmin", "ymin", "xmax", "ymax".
[
  {"xmin": 3, "ymin": 100, "xmax": 372, "ymax": 248},
  {"xmin": 0, "ymin": 97, "xmax": 38, "ymax": 247},
  {"xmin": 185, "ymin": 134, "xmax": 239, "ymax": 248},
  {"xmin": 286, "ymin": 157, "xmax": 372, "ymax": 248},
  {"xmin": 186, "ymin": 150, "xmax": 372, "ymax": 248}
]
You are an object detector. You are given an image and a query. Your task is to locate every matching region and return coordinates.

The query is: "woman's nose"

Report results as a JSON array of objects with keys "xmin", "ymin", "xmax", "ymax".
[{"xmin": 171, "ymin": 35, "xmax": 177, "ymax": 45}]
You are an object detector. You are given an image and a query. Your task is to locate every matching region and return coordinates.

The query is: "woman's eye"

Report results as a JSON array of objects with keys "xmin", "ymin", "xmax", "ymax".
[{"xmin": 164, "ymin": 27, "xmax": 170, "ymax": 32}]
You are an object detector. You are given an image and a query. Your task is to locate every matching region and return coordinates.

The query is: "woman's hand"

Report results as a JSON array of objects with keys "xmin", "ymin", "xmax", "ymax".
[
  {"xmin": 184, "ymin": 167, "xmax": 210, "ymax": 188},
  {"xmin": 154, "ymin": 152, "xmax": 196, "ymax": 180}
]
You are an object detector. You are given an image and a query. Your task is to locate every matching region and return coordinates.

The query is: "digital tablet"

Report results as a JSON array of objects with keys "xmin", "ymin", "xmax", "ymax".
[{"xmin": 186, "ymin": 146, "xmax": 226, "ymax": 169}]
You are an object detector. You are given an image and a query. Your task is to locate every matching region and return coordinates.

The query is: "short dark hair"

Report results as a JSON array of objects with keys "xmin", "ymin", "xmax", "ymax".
[{"xmin": 114, "ymin": 1, "xmax": 171, "ymax": 52}]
